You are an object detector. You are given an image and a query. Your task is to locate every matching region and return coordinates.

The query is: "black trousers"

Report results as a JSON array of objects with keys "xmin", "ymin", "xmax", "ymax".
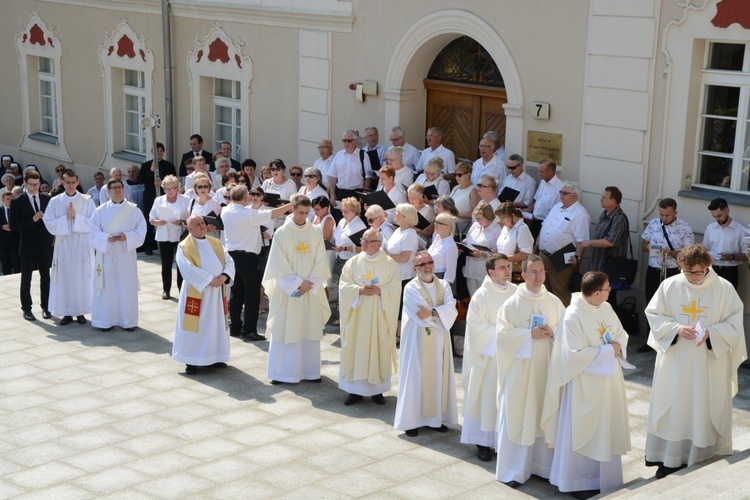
[
  {"xmin": 158, "ymin": 241, "xmax": 183, "ymax": 293},
  {"xmin": 229, "ymin": 251, "xmax": 260, "ymax": 335},
  {"xmin": 713, "ymin": 265, "xmax": 739, "ymax": 288},
  {"xmin": 0, "ymin": 245, "xmax": 19, "ymax": 275},
  {"xmin": 20, "ymin": 252, "xmax": 51, "ymax": 312},
  {"xmin": 645, "ymin": 266, "xmax": 679, "ymax": 304},
  {"xmin": 530, "ymin": 218, "xmax": 543, "ymax": 243}
]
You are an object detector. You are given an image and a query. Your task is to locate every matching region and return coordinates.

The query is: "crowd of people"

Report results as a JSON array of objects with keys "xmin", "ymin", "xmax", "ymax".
[{"xmin": 1, "ymin": 124, "xmax": 748, "ymax": 497}]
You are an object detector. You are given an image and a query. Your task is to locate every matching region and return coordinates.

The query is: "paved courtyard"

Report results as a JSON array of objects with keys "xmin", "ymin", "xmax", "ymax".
[{"xmin": 1, "ymin": 254, "xmax": 750, "ymax": 498}]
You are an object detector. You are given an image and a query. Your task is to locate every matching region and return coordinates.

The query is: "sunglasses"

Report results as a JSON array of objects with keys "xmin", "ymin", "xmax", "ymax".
[
  {"xmin": 304, "ymin": 174, "xmax": 317, "ymax": 179},
  {"xmin": 270, "ymin": 167, "xmax": 282, "ymax": 171},
  {"xmin": 55, "ymin": 169, "xmax": 65, "ymax": 173},
  {"xmin": 476, "ymin": 184, "xmax": 489, "ymax": 188},
  {"xmin": 342, "ymin": 139, "xmax": 356, "ymax": 143},
  {"xmin": 455, "ymin": 173, "xmax": 466, "ymax": 177},
  {"xmin": 507, "ymin": 165, "xmax": 519, "ymax": 170},
  {"xmin": 249, "ymin": 192, "xmax": 262, "ymax": 197},
  {"xmin": 291, "ymin": 173, "xmax": 302, "ymax": 177},
  {"xmin": 238, "ymin": 179, "xmax": 247, "ymax": 183},
  {"xmin": 415, "ymin": 260, "xmax": 435, "ymax": 267},
  {"xmin": 366, "ymin": 218, "xmax": 377, "ymax": 223},
  {"xmin": 186, "ymin": 167, "xmax": 195, "ymax": 172},
  {"xmin": 195, "ymin": 185, "xmax": 210, "ymax": 189}
]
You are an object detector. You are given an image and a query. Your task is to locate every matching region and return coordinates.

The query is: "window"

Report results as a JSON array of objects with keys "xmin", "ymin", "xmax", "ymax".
[
  {"xmin": 38, "ymin": 57, "xmax": 57, "ymax": 137},
  {"xmin": 213, "ymin": 78, "xmax": 242, "ymax": 161},
  {"xmin": 696, "ymin": 42, "xmax": 750, "ymax": 191},
  {"xmin": 123, "ymin": 70, "xmax": 146, "ymax": 155}
]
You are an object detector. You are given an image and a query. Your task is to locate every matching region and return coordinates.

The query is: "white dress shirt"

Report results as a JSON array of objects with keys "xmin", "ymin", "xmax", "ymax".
[
  {"xmin": 533, "ymin": 175, "xmax": 564, "ymax": 221},
  {"xmin": 703, "ymin": 219, "xmax": 750, "ymax": 267},
  {"xmin": 328, "ymin": 148, "xmax": 373, "ymax": 190},
  {"xmin": 401, "ymin": 142, "xmax": 421, "ymax": 170},
  {"xmin": 498, "ymin": 171, "xmax": 536, "ymax": 208},
  {"xmin": 471, "ymin": 156, "xmax": 506, "ymax": 185},
  {"xmin": 415, "ymin": 144, "xmax": 456, "ymax": 174},
  {"xmin": 222, "ymin": 203, "xmax": 274, "ymax": 254},
  {"xmin": 538, "ymin": 201, "xmax": 590, "ymax": 253}
]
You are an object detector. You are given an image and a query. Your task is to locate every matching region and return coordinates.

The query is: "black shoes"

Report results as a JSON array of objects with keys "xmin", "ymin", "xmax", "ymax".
[
  {"xmin": 371, "ymin": 394, "xmax": 386, "ymax": 405},
  {"xmin": 655, "ymin": 464, "xmax": 686, "ymax": 479},
  {"xmin": 502, "ymin": 480, "xmax": 522, "ymax": 489},
  {"xmin": 23, "ymin": 311, "xmax": 36, "ymax": 321},
  {"xmin": 242, "ymin": 332, "xmax": 266, "ymax": 341},
  {"xmin": 270, "ymin": 380, "xmax": 286, "ymax": 385},
  {"xmin": 76, "ymin": 316, "xmax": 87, "ymax": 325},
  {"xmin": 344, "ymin": 394, "xmax": 364, "ymax": 406},
  {"xmin": 229, "ymin": 331, "xmax": 242, "ymax": 338},
  {"xmin": 433, "ymin": 424, "xmax": 449, "ymax": 433},
  {"xmin": 571, "ymin": 490, "xmax": 599, "ymax": 500},
  {"xmin": 636, "ymin": 343, "xmax": 653, "ymax": 353},
  {"xmin": 211, "ymin": 362, "xmax": 228, "ymax": 369},
  {"xmin": 476, "ymin": 445, "xmax": 491, "ymax": 462},
  {"xmin": 185, "ymin": 365, "xmax": 198, "ymax": 375},
  {"xmin": 41, "ymin": 310, "xmax": 51, "ymax": 319},
  {"xmin": 98, "ymin": 326, "xmax": 114, "ymax": 332},
  {"xmin": 60, "ymin": 316, "xmax": 73, "ymax": 325},
  {"xmin": 124, "ymin": 326, "xmax": 137, "ymax": 332},
  {"xmin": 405, "ymin": 428, "xmax": 419, "ymax": 437}
]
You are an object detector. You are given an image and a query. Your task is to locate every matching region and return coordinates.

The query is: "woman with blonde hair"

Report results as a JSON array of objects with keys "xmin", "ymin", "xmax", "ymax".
[
  {"xmin": 407, "ymin": 183, "xmax": 435, "ymax": 248},
  {"xmin": 416, "ymin": 157, "xmax": 450, "ymax": 198},
  {"xmin": 189, "ymin": 172, "xmax": 222, "ymax": 238},
  {"xmin": 428, "ymin": 212, "xmax": 459, "ymax": 283},
  {"xmin": 476, "ymin": 174, "xmax": 501, "ymax": 217},
  {"xmin": 331, "ymin": 197, "xmax": 367, "ymax": 324},
  {"xmin": 462, "ymin": 203, "xmax": 501, "ymax": 295},
  {"xmin": 384, "ymin": 203, "xmax": 420, "ymax": 345},
  {"xmin": 451, "ymin": 161, "xmax": 480, "ymax": 235},
  {"xmin": 495, "ymin": 202, "xmax": 534, "ymax": 283}
]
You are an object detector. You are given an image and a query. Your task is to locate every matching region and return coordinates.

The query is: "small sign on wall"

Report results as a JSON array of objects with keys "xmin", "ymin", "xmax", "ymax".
[
  {"xmin": 531, "ymin": 102, "xmax": 550, "ymax": 120},
  {"xmin": 527, "ymin": 131, "xmax": 562, "ymax": 164}
]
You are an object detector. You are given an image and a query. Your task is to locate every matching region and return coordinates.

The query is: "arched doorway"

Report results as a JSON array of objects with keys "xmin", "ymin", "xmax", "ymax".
[{"xmin": 424, "ymin": 36, "xmax": 506, "ymax": 161}]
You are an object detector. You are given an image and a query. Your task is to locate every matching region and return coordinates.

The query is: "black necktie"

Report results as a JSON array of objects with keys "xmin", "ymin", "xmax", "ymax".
[{"xmin": 32, "ymin": 196, "xmax": 39, "ymax": 213}]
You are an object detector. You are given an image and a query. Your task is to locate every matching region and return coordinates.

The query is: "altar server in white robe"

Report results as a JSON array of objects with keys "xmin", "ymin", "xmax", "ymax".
[
  {"xmin": 542, "ymin": 271, "xmax": 631, "ymax": 497},
  {"xmin": 338, "ymin": 228, "xmax": 401, "ymax": 405},
  {"xmin": 173, "ymin": 215, "xmax": 235, "ymax": 375},
  {"xmin": 43, "ymin": 169, "xmax": 95, "ymax": 325},
  {"xmin": 461, "ymin": 253, "xmax": 517, "ymax": 462},
  {"xmin": 89, "ymin": 178, "xmax": 147, "ymax": 331},
  {"xmin": 644, "ymin": 244, "xmax": 746, "ymax": 479},
  {"xmin": 496, "ymin": 254, "xmax": 564, "ymax": 486},
  {"xmin": 394, "ymin": 250, "xmax": 458, "ymax": 436},
  {"xmin": 263, "ymin": 195, "xmax": 331, "ymax": 384}
]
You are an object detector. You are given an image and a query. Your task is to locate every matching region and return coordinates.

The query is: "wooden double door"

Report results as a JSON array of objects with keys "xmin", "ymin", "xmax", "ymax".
[{"xmin": 424, "ymin": 80, "xmax": 507, "ymax": 162}]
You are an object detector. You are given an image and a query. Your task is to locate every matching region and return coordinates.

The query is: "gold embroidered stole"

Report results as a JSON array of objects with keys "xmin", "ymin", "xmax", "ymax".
[
  {"xmin": 179, "ymin": 235, "xmax": 228, "ymax": 332},
  {"xmin": 414, "ymin": 277, "xmax": 449, "ymax": 417},
  {"xmin": 95, "ymin": 201, "xmax": 136, "ymax": 290}
]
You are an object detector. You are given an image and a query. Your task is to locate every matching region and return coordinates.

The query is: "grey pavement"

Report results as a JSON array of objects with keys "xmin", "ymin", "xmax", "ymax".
[{"xmin": 1, "ymin": 254, "xmax": 750, "ymax": 499}]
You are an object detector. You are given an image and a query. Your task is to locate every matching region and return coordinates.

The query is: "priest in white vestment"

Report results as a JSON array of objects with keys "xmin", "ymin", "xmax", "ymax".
[
  {"xmin": 262, "ymin": 195, "xmax": 331, "ymax": 384},
  {"xmin": 173, "ymin": 215, "xmax": 235, "ymax": 375},
  {"xmin": 394, "ymin": 250, "xmax": 458, "ymax": 437},
  {"xmin": 644, "ymin": 244, "xmax": 747, "ymax": 479},
  {"xmin": 88, "ymin": 178, "xmax": 147, "ymax": 331},
  {"xmin": 338, "ymin": 228, "xmax": 401, "ymax": 405},
  {"xmin": 542, "ymin": 271, "xmax": 631, "ymax": 497},
  {"xmin": 43, "ymin": 170, "xmax": 95, "ymax": 324},
  {"xmin": 496, "ymin": 254, "xmax": 564, "ymax": 486},
  {"xmin": 460, "ymin": 254, "xmax": 517, "ymax": 461}
]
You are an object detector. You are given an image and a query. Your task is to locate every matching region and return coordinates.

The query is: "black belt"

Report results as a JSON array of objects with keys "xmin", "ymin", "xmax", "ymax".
[{"xmin": 229, "ymin": 250, "xmax": 258, "ymax": 255}]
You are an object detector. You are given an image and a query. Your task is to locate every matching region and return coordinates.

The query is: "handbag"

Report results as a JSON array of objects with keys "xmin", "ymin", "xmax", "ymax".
[{"xmin": 603, "ymin": 232, "xmax": 637, "ymax": 290}]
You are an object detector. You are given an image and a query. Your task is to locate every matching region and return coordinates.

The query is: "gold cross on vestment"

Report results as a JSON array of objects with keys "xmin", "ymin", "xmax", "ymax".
[
  {"xmin": 96, "ymin": 265, "xmax": 102, "ymax": 277},
  {"xmin": 295, "ymin": 240, "xmax": 310, "ymax": 255},
  {"xmin": 681, "ymin": 299, "xmax": 707, "ymax": 324},
  {"xmin": 596, "ymin": 321, "xmax": 608, "ymax": 337},
  {"xmin": 362, "ymin": 269, "xmax": 375, "ymax": 282}
]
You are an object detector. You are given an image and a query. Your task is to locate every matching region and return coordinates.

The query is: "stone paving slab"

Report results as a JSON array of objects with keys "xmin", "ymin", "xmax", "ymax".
[{"xmin": 0, "ymin": 254, "xmax": 749, "ymax": 498}]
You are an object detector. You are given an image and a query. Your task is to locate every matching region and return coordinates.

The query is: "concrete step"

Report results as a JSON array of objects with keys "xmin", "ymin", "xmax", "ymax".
[{"xmin": 601, "ymin": 432, "xmax": 750, "ymax": 499}]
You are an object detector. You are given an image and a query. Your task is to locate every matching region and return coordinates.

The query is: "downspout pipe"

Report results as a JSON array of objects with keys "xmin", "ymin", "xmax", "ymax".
[{"xmin": 161, "ymin": 0, "xmax": 174, "ymax": 163}]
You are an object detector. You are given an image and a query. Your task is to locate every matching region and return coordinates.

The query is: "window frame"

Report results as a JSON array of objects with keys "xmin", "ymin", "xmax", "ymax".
[
  {"xmin": 122, "ymin": 70, "xmax": 147, "ymax": 156},
  {"xmin": 213, "ymin": 78, "xmax": 242, "ymax": 161}
]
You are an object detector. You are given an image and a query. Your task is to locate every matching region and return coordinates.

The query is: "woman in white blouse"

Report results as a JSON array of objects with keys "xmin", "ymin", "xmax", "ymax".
[
  {"xmin": 299, "ymin": 167, "xmax": 329, "ymax": 221},
  {"xmin": 365, "ymin": 204, "xmax": 395, "ymax": 242},
  {"xmin": 415, "ymin": 157, "xmax": 451, "ymax": 201},
  {"xmin": 428, "ymin": 212, "xmax": 459, "ymax": 284},
  {"xmin": 451, "ymin": 161, "xmax": 480, "ymax": 236},
  {"xmin": 148, "ymin": 175, "xmax": 191, "ymax": 300},
  {"xmin": 407, "ymin": 183, "xmax": 435, "ymax": 249},
  {"xmin": 189, "ymin": 172, "xmax": 223, "ymax": 239},
  {"xmin": 462, "ymin": 203, "xmax": 501, "ymax": 295},
  {"xmin": 384, "ymin": 146, "xmax": 414, "ymax": 189},
  {"xmin": 332, "ymin": 197, "xmax": 367, "ymax": 324},
  {"xmin": 476, "ymin": 174, "xmax": 501, "ymax": 219},
  {"xmin": 262, "ymin": 159, "xmax": 298, "ymax": 228},
  {"xmin": 377, "ymin": 166, "xmax": 407, "ymax": 222},
  {"xmin": 383, "ymin": 203, "xmax": 420, "ymax": 345},
  {"xmin": 495, "ymin": 202, "xmax": 534, "ymax": 283}
]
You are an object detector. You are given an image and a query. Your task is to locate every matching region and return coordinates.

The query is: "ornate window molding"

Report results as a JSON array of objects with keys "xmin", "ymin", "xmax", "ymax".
[
  {"xmin": 98, "ymin": 18, "xmax": 154, "ymax": 168},
  {"xmin": 15, "ymin": 12, "xmax": 71, "ymax": 161},
  {"xmin": 187, "ymin": 24, "xmax": 253, "ymax": 158}
]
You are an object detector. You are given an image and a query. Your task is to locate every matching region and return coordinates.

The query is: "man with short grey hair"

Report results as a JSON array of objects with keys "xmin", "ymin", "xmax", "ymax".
[
  {"xmin": 415, "ymin": 127, "xmax": 456, "ymax": 178},
  {"xmin": 314, "ymin": 139, "xmax": 334, "ymax": 187},
  {"xmin": 99, "ymin": 167, "xmax": 132, "ymax": 204},
  {"xmin": 536, "ymin": 181, "xmax": 590, "ymax": 305},
  {"xmin": 389, "ymin": 126, "xmax": 420, "ymax": 172},
  {"xmin": 498, "ymin": 154, "xmax": 536, "ymax": 210},
  {"xmin": 328, "ymin": 130, "xmax": 373, "ymax": 206},
  {"xmin": 484, "ymin": 130, "xmax": 505, "ymax": 163},
  {"xmin": 531, "ymin": 159, "xmax": 563, "ymax": 241},
  {"xmin": 363, "ymin": 127, "xmax": 386, "ymax": 167},
  {"xmin": 471, "ymin": 137, "xmax": 505, "ymax": 185}
]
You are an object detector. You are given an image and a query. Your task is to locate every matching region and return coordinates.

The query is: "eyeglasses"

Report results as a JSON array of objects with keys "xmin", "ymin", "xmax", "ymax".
[
  {"xmin": 366, "ymin": 218, "xmax": 377, "ymax": 223},
  {"xmin": 26, "ymin": 182, "xmax": 40, "ymax": 187},
  {"xmin": 110, "ymin": 186, "xmax": 125, "ymax": 190},
  {"xmin": 270, "ymin": 167, "xmax": 282, "ymax": 172},
  {"xmin": 195, "ymin": 185, "xmax": 210, "ymax": 189},
  {"xmin": 683, "ymin": 269, "xmax": 709, "ymax": 277},
  {"xmin": 476, "ymin": 184, "xmax": 489, "ymax": 188},
  {"xmin": 559, "ymin": 190, "xmax": 572, "ymax": 196},
  {"xmin": 238, "ymin": 179, "xmax": 247, "ymax": 183},
  {"xmin": 455, "ymin": 173, "xmax": 466, "ymax": 177},
  {"xmin": 249, "ymin": 192, "xmax": 262, "ymax": 197},
  {"xmin": 415, "ymin": 260, "xmax": 435, "ymax": 267},
  {"xmin": 507, "ymin": 165, "xmax": 519, "ymax": 170},
  {"xmin": 186, "ymin": 167, "xmax": 195, "ymax": 172},
  {"xmin": 362, "ymin": 239, "xmax": 381, "ymax": 244},
  {"xmin": 317, "ymin": 146, "xmax": 331, "ymax": 149},
  {"xmin": 525, "ymin": 270, "xmax": 546, "ymax": 276},
  {"xmin": 342, "ymin": 138, "xmax": 356, "ymax": 143},
  {"xmin": 304, "ymin": 174, "xmax": 317, "ymax": 179},
  {"xmin": 55, "ymin": 168, "xmax": 65, "ymax": 173},
  {"xmin": 291, "ymin": 173, "xmax": 302, "ymax": 177},
  {"xmin": 224, "ymin": 195, "xmax": 231, "ymax": 200}
]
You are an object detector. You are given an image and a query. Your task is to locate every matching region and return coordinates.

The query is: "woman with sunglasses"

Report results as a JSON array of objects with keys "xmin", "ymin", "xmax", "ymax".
[
  {"xmin": 416, "ymin": 157, "xmax": 451, "ymax": 200},
  {"xmin": 149, "ymin": 175, "xmax": 191, "ymax": 300},
  {"xmin": 51, "ymin": 164, "xmax": 66, "ymax": 190},
  {"xmin": 365, "ymin": 204, "xmax": 395, "ymax": 242},
  {"xmin": 377, "ymin": 166, "xmax": 406, "ymax": 222},
  {"xmin": 289, "ymin": 165, "xmax": 304, "ymax": 191},
  {"xmin": 298, "ymin": 167, "xmax": 328, "ymax": 213},
  {"xmin": 495, "ymin": 202, "xmax": 533, "ymax": 283},
  {"xmin": 330, "ymin": 197, "xmax": 367, "ymax": 325},
  {"xmin": 462, "ymin": 203, "xmax": 501, "ymax": 295},
  {"xmin": 476, "ymin": 174, "xmax": 501, "ymax": 219},
  {"xmin": 428, "ymin": 213, "xmax": 458, "ymax": 284},
  {"xmin": 189, "ymin": 173, "xmax": 222, "ymax": 238},
  {"xmin": 451, "ymin": 162, "xmax": 480, "ymax": 236},
  {"xmin": 262, "ymin": 159, "xmax": 297, "ymax": 228}
]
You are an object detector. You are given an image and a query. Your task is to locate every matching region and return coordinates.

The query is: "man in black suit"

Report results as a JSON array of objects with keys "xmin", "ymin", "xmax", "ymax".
[
  {"xmin": 10, "ymin": 170, "xmax": 53, "ymax": 320},
  {"xmin": 179, "ymin": 134, "xmax": 212, "ymax": 176},
  {"xmin": 139, "ymin": 142, "xmax": 177, "ymax": 254},
  {"xmin": 0, "ymin": 191, "xmax": 20, "ymax": 275}
]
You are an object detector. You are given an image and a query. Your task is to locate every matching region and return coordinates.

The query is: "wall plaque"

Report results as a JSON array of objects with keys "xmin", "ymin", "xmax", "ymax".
[{"xmin": 527, "ymin": 131, "xmax": 562, "ymax": 164}]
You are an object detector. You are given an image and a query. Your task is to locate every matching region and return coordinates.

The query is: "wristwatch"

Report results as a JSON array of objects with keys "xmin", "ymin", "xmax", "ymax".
[{"xmin": 431, "ymin": 308, "xmax": 438, "ymax": 317}]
